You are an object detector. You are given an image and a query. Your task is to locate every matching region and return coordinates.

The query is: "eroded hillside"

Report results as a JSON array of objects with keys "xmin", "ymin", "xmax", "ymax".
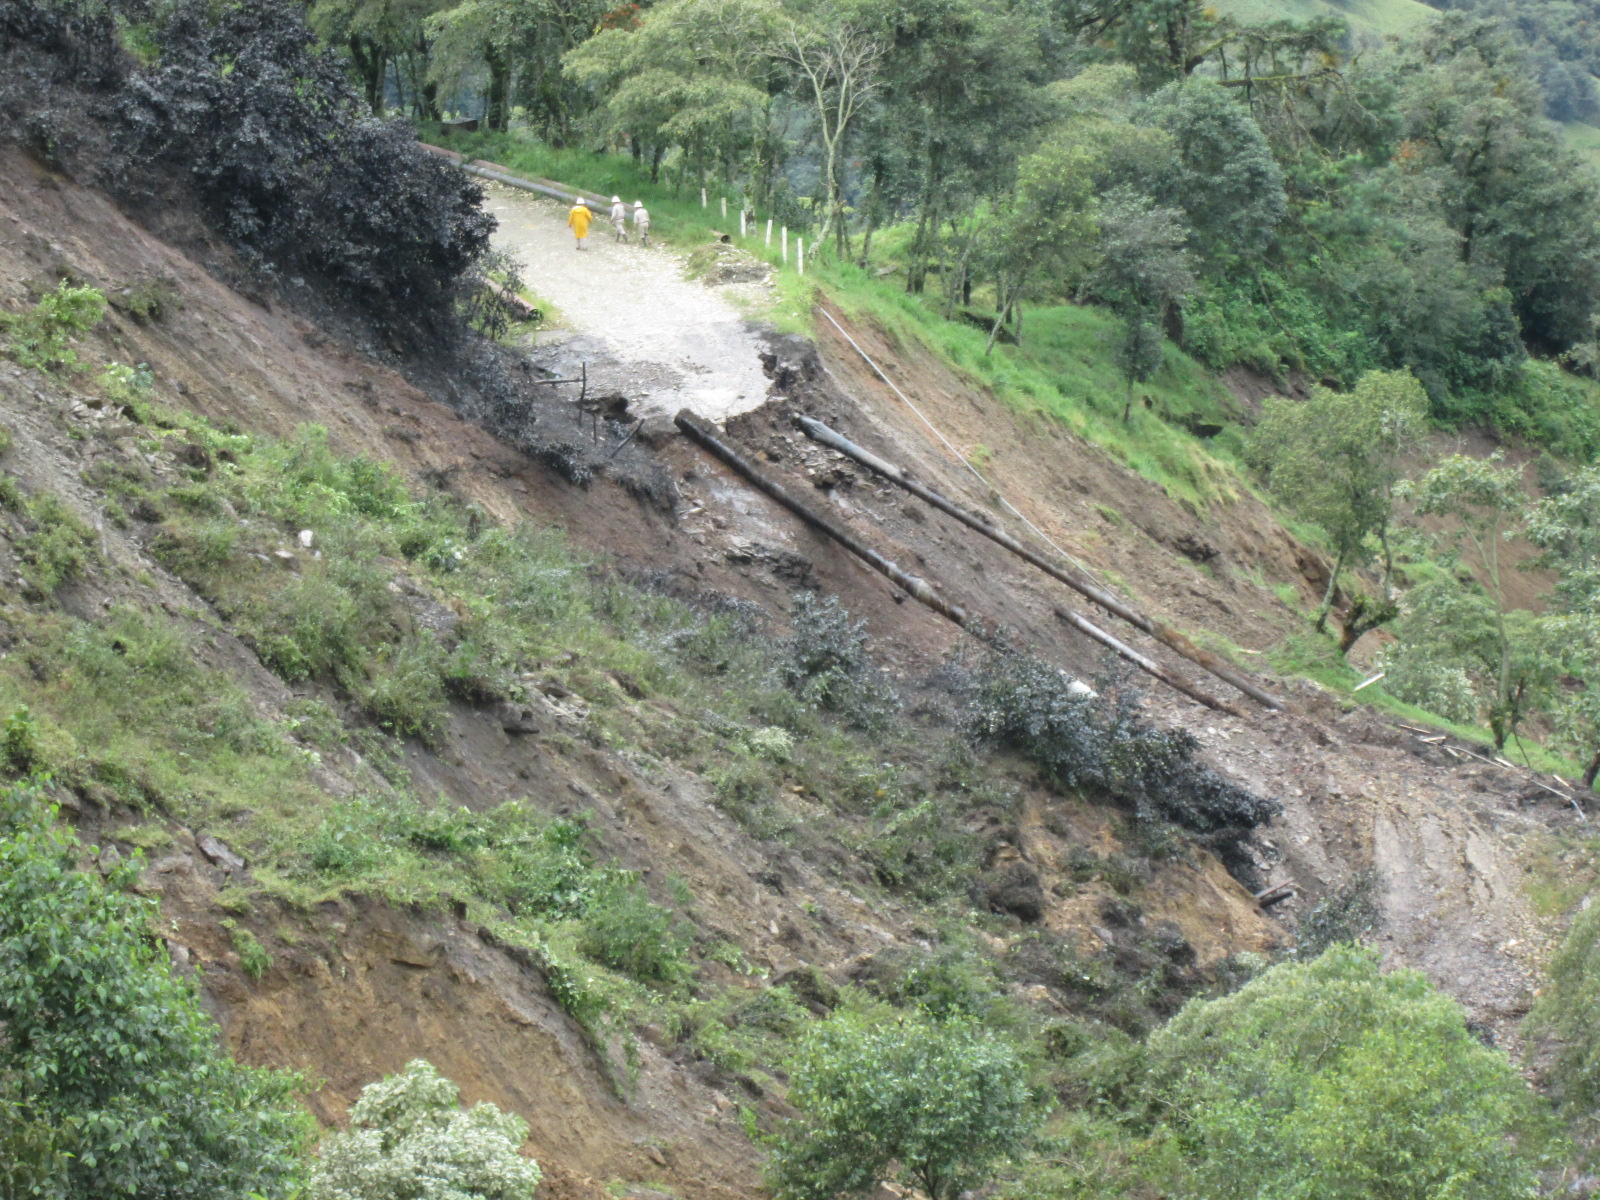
[{"xmin": 0, "ymin": 142, "xmax": 1586, "ymax": 1198}]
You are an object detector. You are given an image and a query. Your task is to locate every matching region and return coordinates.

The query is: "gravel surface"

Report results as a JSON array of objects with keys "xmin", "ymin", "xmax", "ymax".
[{"xmin": 487, "ymin": 184, "xmax": 772, "ymax": 421}]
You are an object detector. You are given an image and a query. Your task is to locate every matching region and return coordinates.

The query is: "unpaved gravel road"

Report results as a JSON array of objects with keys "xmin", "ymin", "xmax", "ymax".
[{"xmin": 486, "ymin": 184, "xmax": 772, "ymax": 421}]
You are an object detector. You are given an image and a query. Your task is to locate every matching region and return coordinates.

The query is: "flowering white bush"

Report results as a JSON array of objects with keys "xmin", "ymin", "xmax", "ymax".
[{"xmin": 308, "ymin": 1059, "xmax": 542, "ymax": 1200}]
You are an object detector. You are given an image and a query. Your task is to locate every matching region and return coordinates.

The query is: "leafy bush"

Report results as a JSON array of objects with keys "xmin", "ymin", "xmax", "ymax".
[
  {"xmin": 477, "ymin": 809, "xmax": 597, "ymax": 917},
  {"xmin": 16, "ymin": 490, "xmax": 96, "ymax": 595},
  {"xmin": 769, "ymin": 1011, "xmax": 1038, "ymax": 1200},
  {"xmin": 2, "ymin": 704, "xmax": 41, "ymax": 774},
  {"xmin": 963, "ymin": 654, "xmax": 1277, "ymax": 875},
  {"xmin": 1147, "ymin": 945, "xmax": 1559, "ymax": 1200},
  {"xmin": 0, "ymin": 780, "xmax": 307, "ymax": 1198},
  {"xmin": 112, "ymin": 1, "xmax": 493, "ymax": 341},
  {"xmin": 1376, "ymin": 640, "xmax": 1481, "ymax": 725},
  {"xmin": 783, "ymin": 593, "xmax": 897, "ymax": 732},
  {"xmin": 1531, "ymin": 900, "xmax": 1600, "ymax": 1113},
  {"xmin": 577, "ymin": 875, "xmax": 690, "ymax": 985},
  {"xmin": 222, "ymin": 918, "xmax": 273, "ymax": 981},
  {"xmin": 0, "ymin": 282, "xmax": 105, "ymax": 371},
  {"xmin": 308, "ymin": 1059, "xmax": 541, "ymax": 1200}
]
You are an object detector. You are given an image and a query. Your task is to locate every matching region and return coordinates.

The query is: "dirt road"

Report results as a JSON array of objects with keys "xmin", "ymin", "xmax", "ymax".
[{"xmin": 486, "ymin": 184, "xmax": 772, "ymax": 421}]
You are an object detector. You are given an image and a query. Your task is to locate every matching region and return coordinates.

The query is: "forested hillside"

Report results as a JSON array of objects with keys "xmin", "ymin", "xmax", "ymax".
[{"xmin": 2, "ymin": 0, "xmax": 1600, "ymax": 1197}]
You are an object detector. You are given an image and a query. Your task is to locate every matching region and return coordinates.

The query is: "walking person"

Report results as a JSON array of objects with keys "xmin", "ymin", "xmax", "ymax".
[
  {"xmin": 609, "ymin": 195, "xmax": 628, "ymax": 242},
  {"xmin": 567, "ymin": 198, "xmax": 592, "ymax": 250},
  {"xmin": 632, "ymin": 200, "xmax": 651, "ymax": 246}
]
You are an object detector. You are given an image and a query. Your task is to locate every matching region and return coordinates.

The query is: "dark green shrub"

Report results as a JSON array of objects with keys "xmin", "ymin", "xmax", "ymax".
[
  {"xmin": 577, "ymin": 876, "xmax": 689, "ymax": 984},
  {"xmin": 1, "ymin": 706, "xmax": 41, "ymax": 775},
  {"xmin": 17, "ymin": 492, "xmax": 95, "ymax": 595},
  {"xmin": 0, "ymin": 780, "xmax": 307, "ymax": 1198},
  {"xmin": 783, "ymin": 593, "xmax": 897, "ymax": 732},
  {"xmin": 769, "ymin": 1011, "xmax": 1036, "ymax": 1200},
  {"xmin": 0, "ymin": 282, "xmax": 105, "ymax": 371},
  {"xmin": 361, "ymin": 633, "xmax": 449, "ymax": 744},
  {"xmin": 1294, "ymin": 870, "xmax": 1381, "ymax": 959},
  {"xmin": 963, "ymin": 654, "xmax": 1277, "ymax": 878},
  {"xmin": 478, "ymin": 810, "xmax": 597, "ymax": 917}
]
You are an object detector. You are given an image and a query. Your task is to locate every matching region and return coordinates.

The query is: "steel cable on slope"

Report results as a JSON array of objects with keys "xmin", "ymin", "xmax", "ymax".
[{"xmin": 816, "ymin": 306, "xmax": 1098, "ymax": 578}]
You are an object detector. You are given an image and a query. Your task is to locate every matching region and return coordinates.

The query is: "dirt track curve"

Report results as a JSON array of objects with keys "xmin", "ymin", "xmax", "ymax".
[{"xmin": 487, "ymin": 184, "xmax": 771, "ymax": 421}]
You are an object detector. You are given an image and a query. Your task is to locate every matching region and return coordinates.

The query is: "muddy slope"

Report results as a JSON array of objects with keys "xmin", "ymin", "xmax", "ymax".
[{"xmin": 0, "ymin": 144, "xmax": 1582, "ymax": 1198}]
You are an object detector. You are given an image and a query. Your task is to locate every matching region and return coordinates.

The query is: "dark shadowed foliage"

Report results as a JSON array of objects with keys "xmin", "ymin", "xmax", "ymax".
[{"xmin": 962, "ymin": 652, "xmax": 1278, "ymax": 880}]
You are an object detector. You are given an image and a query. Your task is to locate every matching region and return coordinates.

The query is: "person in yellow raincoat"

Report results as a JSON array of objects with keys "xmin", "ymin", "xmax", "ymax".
[{"xmin": 567, "ymin": 198, "xmax": 592, "ymax": 250}]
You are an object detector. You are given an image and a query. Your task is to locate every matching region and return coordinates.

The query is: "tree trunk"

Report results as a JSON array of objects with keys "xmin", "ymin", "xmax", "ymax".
[
  {"xmin": 1584, "ymin": 749, "xmax": 1599, "ymax": 790},
  {"xmin": 485, "ymin": 47, "xmax": 511, "ymax": 132},
  {"xmin": 348, "ymin": 36, "xmax": 387, "ymax": 114},
  {"xmin": 650, "ymin": 144, "xmax": 665, "ymax": 182},
  {"xmin": 1314, "ymin": 546, "xmax": 1347, "ymax": 632},
  {"xmin": 985, "ymin": 294, "xmax": 1011, "ymax": 355}
]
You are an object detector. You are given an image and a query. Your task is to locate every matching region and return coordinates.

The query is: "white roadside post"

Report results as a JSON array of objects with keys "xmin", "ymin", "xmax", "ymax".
[
  {"xmin": 765, "ymin": 218, "xmax": 773, "ymax": 247},
  {"xmin": 701, "ymin": 187, "xmax": 707, "ymax": 208},
  {"xmin": 798, "ymin": 237, "xmax": 804, "ymax": 275},
  {"xmin": 781, "ymin": 226, "xmax": 788, "ymax": 263},
  {"xmin": 740, "ymin": 210, "xmax": 747, "ymax": 238},
  {"xmin": 721, "ymin": 196, "xmax": 728, "ymax": 219}
]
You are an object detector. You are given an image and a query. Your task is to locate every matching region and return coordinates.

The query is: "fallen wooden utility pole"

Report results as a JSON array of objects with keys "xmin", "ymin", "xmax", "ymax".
[
  {"xmin": 678, "ymin": 411, "xmax": 1243, "ymax": 715},
  {"xmin": 794, "ymin": 415, "xmax": 1285, "ymax": 712},
  {"xmin": 675, "ymin": 411, "xmax": 970, "ymax": 626},
  {"xmin": 1053, "ymin": 606, "xmax": 1245, "ymax": 717}
]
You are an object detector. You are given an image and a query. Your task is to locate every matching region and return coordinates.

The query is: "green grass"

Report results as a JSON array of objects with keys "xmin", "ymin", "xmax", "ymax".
[
  {"xmin": 1215, "ymin": 0, "xmax": 1437, "ymax": 38},
  {"xmin": 1564, "ymin": 120, "xmax": 1600, "ymax": 173}
]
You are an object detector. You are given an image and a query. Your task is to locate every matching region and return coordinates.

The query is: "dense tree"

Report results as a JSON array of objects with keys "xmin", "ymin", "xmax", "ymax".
[
  {"xmin": 309, "ymin": 1059, "xmax": 541, "ymax": 1200},
  {"xmin": 1247, "ymin": 370, "xmax": 1428, "ymax": 633},
  {"xmin": 978, "ymin": 135, "xmax": 1098, "ymax": 350},
  {"xmin": 565, "ymin": 0, "xmax": 782, "ymax": 188},
  {"xmin": 1086, "ymin": 188, "xmax": 1193, "ymax": 416},
  {"xmin": 1527, "ymin": 464, "xmax": 1600, "ymax": 784},
  {"xmin": 1139, "ymin": 79, "xmax": 1285, "ymax": 263},
  {"xmin": 1147, "ymin": 944, "xmax": 1559, "ymax": 1200},
  {"xmin": 0, "ymin": 779, "xmax": 307, "ymax": 1198},
  {"xmin": 1399, "ymin": 453, "xmax": 1544, "ymax": 748},
  {"xmin": 768, "ymin": 1012, "xmax": 1037, "ymax": 1200},
  {"xmin": 1394, "ymin": 17, "xmax": 1600, "ymax": 351}
]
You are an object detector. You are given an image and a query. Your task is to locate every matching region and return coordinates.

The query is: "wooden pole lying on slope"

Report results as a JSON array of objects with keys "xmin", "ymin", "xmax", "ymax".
[
  {"xmin": 1051, "ymin": 606, "xmax": 1244, "ymax": 717},
  {"xmin": 675, "ymin": 411, "xmax": 970, "ymax": 626},
  {"xmin": 677, "ymin": 411, "xmax": 1243, "ymax": 715},
  {"xmin": 794, "ymin": 415, "xmax": 1285, "ymax": 712}
]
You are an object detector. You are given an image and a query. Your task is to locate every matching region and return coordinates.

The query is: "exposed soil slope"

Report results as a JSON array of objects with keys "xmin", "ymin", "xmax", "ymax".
[{"xmin": 0, "ymin": 146, "xmax": 1583, "ymax": 1199}]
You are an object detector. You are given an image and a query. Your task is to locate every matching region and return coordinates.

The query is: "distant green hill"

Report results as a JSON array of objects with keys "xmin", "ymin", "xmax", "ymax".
[
  {"xmin": 1565, "ymin": 119, "xmax": 1600, "ymax": 170},
  {"xmin": 1216, "ymin": 0, "xmax": 1437, "ymax": 38}
]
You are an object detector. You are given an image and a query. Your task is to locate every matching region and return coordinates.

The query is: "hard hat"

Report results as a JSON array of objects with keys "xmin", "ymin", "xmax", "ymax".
[
  {"xmin": 634, "ymin": 200, "xmax": 644, "ymax": 207},
  {"xmin": 612, "ymin": 195, "xmax": 621, "ymax": 203}
]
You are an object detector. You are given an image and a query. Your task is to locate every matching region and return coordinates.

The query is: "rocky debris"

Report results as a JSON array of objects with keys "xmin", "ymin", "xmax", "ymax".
[
  {"xmin": 982, "ymin": 860, "xmax": 1046, "ymax": 923},
  {"xmin": 374, "ymin": 927, "xmax": 443, "ymax": 969},
  {"xmin": 723, "ymin": 539, "xmax": 816, "ymax": 587},
  {"xmin": 495, "ymin": 699, "xmax": 542, "ymax": 734},
  {"xmin": 198, "ymin": 835, "xmax": 245, "ymax": 872}
]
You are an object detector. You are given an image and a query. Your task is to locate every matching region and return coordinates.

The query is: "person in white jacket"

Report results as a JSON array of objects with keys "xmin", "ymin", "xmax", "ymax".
[
  {"xmin": 632, "ymin": 201, "xmax": 651, "ymax": 246},
  {"xmin": 609, "ymin": 195, "xmax": 628, "ymax": 242}
]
